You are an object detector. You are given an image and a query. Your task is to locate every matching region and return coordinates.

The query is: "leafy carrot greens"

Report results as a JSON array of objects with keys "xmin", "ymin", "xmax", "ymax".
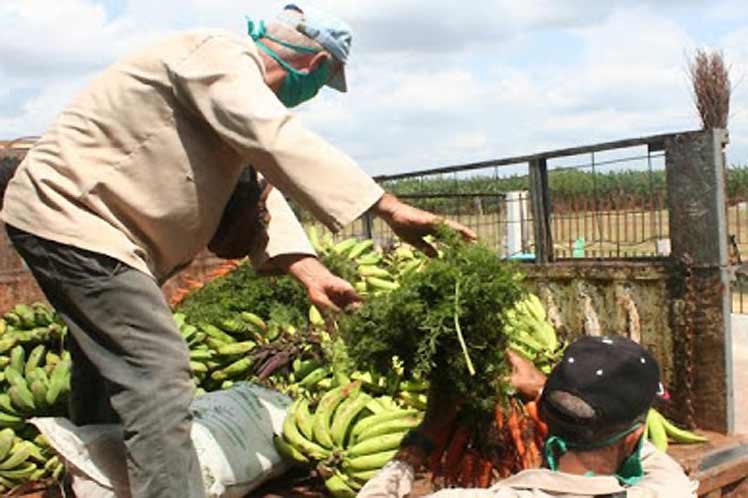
[{"xmin": 339, "ymin": 228, "xmax": 526, "ymax": 413}]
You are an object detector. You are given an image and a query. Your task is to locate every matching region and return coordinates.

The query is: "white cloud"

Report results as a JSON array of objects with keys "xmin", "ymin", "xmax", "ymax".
[
  {"xmin": 0, "ymin": 0, "xmax": 747, "ymax": 171},
  {"xmin": 0, "ymin": 74, "xmax": 94, "ymax": 137},
  {"xmin": 297, "ymin": 4, "xmax": 729, "ymax": 174},
  {"xmin": 0, "ymin": 0, "xmax": 153, "ymax": 77}
]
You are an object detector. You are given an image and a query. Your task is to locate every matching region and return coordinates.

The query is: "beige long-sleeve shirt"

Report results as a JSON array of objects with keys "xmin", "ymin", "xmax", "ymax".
[
  {"xmin": 358, "ymin": 442, "xmax": 698, "ymax": 498},
  {"xmin": 1, "ymin": 29, "xmax": 383, "ymax": 283}
]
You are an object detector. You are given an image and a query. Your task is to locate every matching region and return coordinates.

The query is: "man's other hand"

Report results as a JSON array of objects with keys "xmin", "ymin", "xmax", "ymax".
[
  {"xmin": 374, "ymin": 193, "xmax": 477, "ymax": 257},
  {"xmin": 274, "ymin": 254, "xmax": 362, "ymax": 312},
  {"xmin": 507, "ymin": 349, "xmax": 547, "ymax": 400}
]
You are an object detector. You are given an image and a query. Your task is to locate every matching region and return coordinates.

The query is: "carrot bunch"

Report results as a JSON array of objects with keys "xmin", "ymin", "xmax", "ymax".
[
  {"xmin": 169, "ymin": 260, "xmax": 240, "ymax": 307},
  {"xmin": 429, "ymin": 397, "xmax": 549, "ymax": 489}
]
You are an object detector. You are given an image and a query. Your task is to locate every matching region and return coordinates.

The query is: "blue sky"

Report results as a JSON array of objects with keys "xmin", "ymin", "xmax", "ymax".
[{"xmin": 1, "ymin": 0, "xmax": 747, "ymax": 176}]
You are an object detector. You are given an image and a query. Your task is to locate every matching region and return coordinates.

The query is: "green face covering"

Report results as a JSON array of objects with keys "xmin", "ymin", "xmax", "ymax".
[
  {"xmin": 544, "ymin": 423, "xmax": 645, "ymax": 486},
  {"xmin": 248, "ymin": 19, "xmax": 331, "ymax": 108}
]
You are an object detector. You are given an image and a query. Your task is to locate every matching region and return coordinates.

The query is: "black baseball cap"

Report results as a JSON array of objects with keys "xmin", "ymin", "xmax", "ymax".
[{"xmin": 539, "ymin": 336, "xmax": 662, "ymax": 443}]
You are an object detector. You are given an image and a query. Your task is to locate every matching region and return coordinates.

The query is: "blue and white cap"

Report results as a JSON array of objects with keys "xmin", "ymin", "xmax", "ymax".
[{"xmin": 279, "ymin": 3, "xmax": 352, "ymax": 92}]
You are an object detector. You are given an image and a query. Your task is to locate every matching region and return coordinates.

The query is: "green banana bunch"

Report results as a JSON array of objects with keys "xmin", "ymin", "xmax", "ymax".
[
  {"xmin": 308, "ymin": 306, "xmax": 325, "ymax": 328},
  {"xmin": 280, "ymin": 399, "xmax": 331, "ymax": 461},
  {"xmin": 210, "ymin": 358, "xmax": 253, "ymax": 382},
  {"xmin": 31, "ymin": 303, "xmax": 54, "ymax": 328},
  {"xmin": 335, "ymin": 401, "xmax": 420, "ymax": 492},
  {"xmin": 293, "ymin": 359, "xmax": 323, "ymax": 380},
  {"xmin": 0, "ymin": 432, "xmax": 64, "ymax": 492},
  {"xmin": 298, "ymin": 367, "xmax": 331, "ymax": 389},
  {"xmin": 0, "ymin": 431, "xmax": 62, "ymax": 492},
  {"xmin": 504, "ymin": 294, "xmax": 563, "ymax": 373},
  {"xmin": 45, "ymin": 359, "xmax": 71, "ymax": 408},
  {"xmin": 276, "ymin": 380, "xmax": 425, "ymax": 495},
  {"xmin": 0, "ymin": 303, "xmax": 66, "ymax": 379},
  {"xmin": 324, "ymin": 471, "xmax": 359, "ymax": 498},
  {"xmin": 397, "ymin": 391, "xmax": 427, "ymax": 411},
  {"xmin": 333, "ymin": 238, "xmax": 358, "ymax": 256},
  {"xmin": 0, "ymin": 338, "xmax": 17, "ymax": 355},
  {"xmin": 646, "ymin": 408, "xmax": 708, "ymax": 451},
  {"xmin": 178, "ymin": 311, "xmax": 270, "ymax": 389},
  {"xmin": 241, "ymin": 312, "xmax": 268, "ymax": 334},
  {"xmin": 2, "ymin": 311, "xmax": 22, "ymax": 330},
  {"xmin": 0, "ymin": 441, "xmax": 38, "ymax": 483},
  {"xmin": 3, "ymin": 303, "xmax": 57, "ymax": 333},
  {"xmin": 0, "ymin": 338, "xmax": 70, "ymax": 421},
  {"xmin": 306, "ymin": 226, "xmax": 326, "ymax": 254},
  {"xmin": 312, "ymin": 385, "xmax": 358, "ymax": 449},
  {"xmin": 11, "ymin": 305, "xmax": 36, "ymax": 330},
  {"xmin": 0, "ymin": 430, "xmax": 14, "ymax": 463}
]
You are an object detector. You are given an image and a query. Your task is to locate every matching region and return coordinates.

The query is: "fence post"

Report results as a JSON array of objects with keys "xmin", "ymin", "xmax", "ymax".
[
  {"xmin": 529, "ymin": 158, "xmax": 553, "ymax": 263},
  {"xmin": 665, "ymin": 129, "xmax": 733, "ymax": 433},
  {"xmin": 363, "ymin": 211, "xmax": 374, "ymax": 241}
]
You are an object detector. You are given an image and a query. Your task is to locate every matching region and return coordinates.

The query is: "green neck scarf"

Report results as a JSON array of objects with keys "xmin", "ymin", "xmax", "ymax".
[{"xmin": 544, "ymin": 423, "xmax": 645, "ymax": 486}]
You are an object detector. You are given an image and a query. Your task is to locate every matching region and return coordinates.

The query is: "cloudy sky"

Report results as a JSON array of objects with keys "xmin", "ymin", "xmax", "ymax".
[{"xmin": 1, "ymin": 0, "xmax": 747, "ymax": 176}]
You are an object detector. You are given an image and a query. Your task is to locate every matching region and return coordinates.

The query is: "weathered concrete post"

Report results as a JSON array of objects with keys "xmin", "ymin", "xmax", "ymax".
[{"xmin": 665, "ymin": 129, "xmax": 733, "ymax": 433}]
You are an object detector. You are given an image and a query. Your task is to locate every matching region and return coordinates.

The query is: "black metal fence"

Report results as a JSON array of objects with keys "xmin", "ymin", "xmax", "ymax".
[{"xmin": 307, "ymin": 132, "xmax": 680, "ymax": 259}]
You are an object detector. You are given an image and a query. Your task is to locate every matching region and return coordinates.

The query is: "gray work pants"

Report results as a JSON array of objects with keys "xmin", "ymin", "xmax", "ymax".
[{"xmin": 7, "ymin": 225, "xmax": 205, "ymax": 498}]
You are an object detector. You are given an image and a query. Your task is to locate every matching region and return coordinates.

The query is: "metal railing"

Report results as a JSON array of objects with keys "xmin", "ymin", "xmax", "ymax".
[
  {"xmin": 545, "ymin": 149, "xmax": 668, "ymax": 259},
  {"xmin": 305, "ymin": 131, "xmax": 689, "ymax": 261}
]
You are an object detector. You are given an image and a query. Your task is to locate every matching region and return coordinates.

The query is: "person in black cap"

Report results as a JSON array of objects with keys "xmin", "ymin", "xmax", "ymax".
[{"xmin": 358, "ymin": 336, "xmax": 697, "ymax": 497}]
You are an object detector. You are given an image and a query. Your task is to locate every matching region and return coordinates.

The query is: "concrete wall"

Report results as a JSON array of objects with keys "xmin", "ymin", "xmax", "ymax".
[
  {"xmin": 524, "ymin": 261, "xmax": 676, "ymax": 397},
  {"xmin": 525, "ymin": 256, "xmax": 744, "ymax": 434}
]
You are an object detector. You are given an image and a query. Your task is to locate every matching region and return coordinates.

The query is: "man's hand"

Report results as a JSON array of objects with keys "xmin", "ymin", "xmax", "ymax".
[
  {"xmin": 373, "ymin": 193, "xmax": 477, "ymax": 256},
  {"xmin": 273, "ymin": 254, "xmax": 362, "ymax": 312},
  {"xmin": 419, "ymin": 386, "xmax": 460, "ymax": 439},
  {"xmin": 396, "ymin": 387, "xmax": 460, "ymax": 468},
  {"xmin": 507, "ymin": 349, "xmax": 547, "ymax": 400}
]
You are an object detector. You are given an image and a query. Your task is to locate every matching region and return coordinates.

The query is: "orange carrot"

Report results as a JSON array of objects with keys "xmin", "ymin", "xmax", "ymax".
[
  {"xmin": 534, "ymin": 426, "xmax": 546, "ymax": 456},
  {"xmin": 508, "ymin": 403, "xmax": 526, "ymax": 457},
  {"xmin": 525, "ymin": 438, "xmax": 542, "ymax": 469},
  {"xmin": 519, "ymin": 412, "xmax": 532, "ymax": 469},
  {"xmin": 460, "ymin": 451, "xmax": 477, "ymax": 487},
  {"xmin": 428, "ymin": 421, "xmax": 455, "ymax": 476},
  {"xmin": 525, "ymin": 400, "xmax": 548, "ymax": 438},
  {"xmin": 524, "ymin": 400, "xmax": 538, "ymax": 421},
  {"xmin": 443, "ymin": 425, "xmax": 470, "ymax": 483},
  {"xmin": 495, "ymin": 403, "xmax": 505, "ymax": 431},
  {"xmin": 478, "ymin": 459, "xmax": 494, "ymax": 488},
  {"xmin": 498, "ymin": 456, "xmax": 514, "ymax": 478}
]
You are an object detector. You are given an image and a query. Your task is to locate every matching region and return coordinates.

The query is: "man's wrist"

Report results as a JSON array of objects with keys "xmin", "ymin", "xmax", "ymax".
[
  {"xmin": 272, "ymin": 254, "xmax": 322, "ymax": 283},
  {"xmin": 528, "ymin": 377, "xmax": 546, "ymax": 401},
  {"xmin": 372, "ymin": 192, "xmax": 399, "ymax": 221},
  {"xmin": 395, "ymin": 429, "xmax": 435, "ymax": 469},
  {"xmin": 394, "ymin": 445, "xmax": 428, "ymax": 469}
]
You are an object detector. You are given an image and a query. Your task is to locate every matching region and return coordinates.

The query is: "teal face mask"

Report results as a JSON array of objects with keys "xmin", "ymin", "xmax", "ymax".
[
  {"xmin": 248, "ymin": 19, "xmax": 331, "ymax": 108},
  {"xmin": 544, "ymin": 423, "xmax": 645, "ymax": 486}
]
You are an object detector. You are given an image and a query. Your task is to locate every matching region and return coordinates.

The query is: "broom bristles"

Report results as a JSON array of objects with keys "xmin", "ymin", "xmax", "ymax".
[{"xmin": 689, "ymin": 49, "xmax": 731, "ymax": 130}]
